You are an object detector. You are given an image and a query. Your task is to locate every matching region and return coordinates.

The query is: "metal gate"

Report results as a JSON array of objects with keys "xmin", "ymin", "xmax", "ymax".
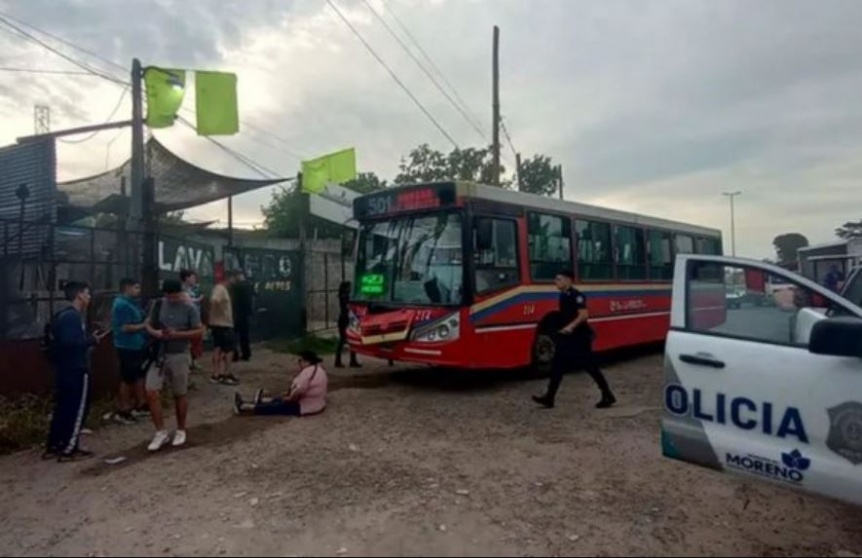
[{"xmin": 223, "ymin": 246, "xmax": 303, "ymax": 340}]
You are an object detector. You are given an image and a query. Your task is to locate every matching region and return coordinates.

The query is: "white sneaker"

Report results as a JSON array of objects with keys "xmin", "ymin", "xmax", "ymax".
[
  {"xmin": 172, "ymin": 430, "xmax": 187, "ymax": 448},
  {"xmin": 148, "ymin": 430, "xmax": 170, "ymax": 452}
]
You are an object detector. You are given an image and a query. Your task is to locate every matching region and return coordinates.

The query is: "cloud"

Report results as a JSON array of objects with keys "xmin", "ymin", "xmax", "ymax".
[{"xmin": 1, "ymin": 0, "xmax": 862, "ymax": 259}]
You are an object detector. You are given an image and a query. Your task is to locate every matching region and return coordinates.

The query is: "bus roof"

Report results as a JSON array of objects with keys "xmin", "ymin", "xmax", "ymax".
[{"xmin": 456, "ymin": 182, "xmax": 722, "ymax": 238}]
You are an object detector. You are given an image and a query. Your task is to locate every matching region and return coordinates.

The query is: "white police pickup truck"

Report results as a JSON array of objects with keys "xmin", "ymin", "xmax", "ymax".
[{"xmin": 662, "ymin": 255, "xmax": 862, "ymax": 507}]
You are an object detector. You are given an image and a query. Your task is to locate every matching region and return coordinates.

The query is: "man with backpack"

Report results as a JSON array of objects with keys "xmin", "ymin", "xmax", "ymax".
[
  {"xmin": 44, "ymin": 281, "xmax": 109, "ymax": 462},
  {"xmin": 144, "ymin": 278, "xmax": 204, "ymax": 452}
]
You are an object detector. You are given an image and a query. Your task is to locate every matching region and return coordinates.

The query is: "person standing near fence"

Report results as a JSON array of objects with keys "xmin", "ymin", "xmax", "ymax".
[
  {"xmin": 45, "ymin": 281, "xmax": 109, "ymax": 461},
  {"xmin": 209, "ymin": 274, "xmax": 239, "ymax": 385},
  {"xmin": 335, "ymin": 281, "xmax": 360, "ymax": 368},
  {"xmin": 230, "ymin": 270, "xmax": 254, "ymax": 362},
  {"xmin": 110, "ymin": 278, "xmax": 149, "ymax": 424},
  {"xmin": 145, "ymin": 279, "xmax": 204, "ymax": 452},
  {"xmin": 180, "ymin": 270, "xmax": 204, "ymax": 371}
]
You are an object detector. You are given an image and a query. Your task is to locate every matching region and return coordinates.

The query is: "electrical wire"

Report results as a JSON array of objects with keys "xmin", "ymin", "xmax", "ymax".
[
  {"xmin": 58, "ymin": 86, "xmax": 130, "ymax": 144},
  {"xmin": 0, "ymin": 66, "xmax": 100, "ymax": 76},
  {"xmin": 1, "ymin": 11, "xmax": 308, "ymax": 159},
  {"xmin": 360, "ymin": 0, "xmax": 486, "ymax": 142},
  {"xmin": 324, "ymin": 0, "xmax": 459, "ymax": 148},
  {"xmin": 500, "ymin": 117, "xmax": 519, "ymax": 162},
  {"xmin": 379, "ymin": 0, "xmax": 487, "ymax": 137},
  {"xmin": 0, "ymin": 15, "xmax": 127, "ymax": 85},
  {"xmin": 176, "ymin": 115, "xmax": 286, "ymax": 179}
]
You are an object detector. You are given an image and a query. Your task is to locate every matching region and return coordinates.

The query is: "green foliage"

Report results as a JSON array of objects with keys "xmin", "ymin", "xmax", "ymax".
[
  {"xmin": 394, "ymin": 144, "xmax": 510, "ymax": 186},
  {"xmin": 0, "ymin": 394, "xmax": 116, "ymax": 455},
  {"xmin": 836, "ymin": 219, "xmax": 862, "ymax": 240},
  {"xmin": 261, "ymin": 173, "xmax": 387, "ymax": 239},
  {"xmin": 261, "ymin": 145, "xmax": 561, "ymax": 238},
  {"xmin": 518, "ymin": 154, "xmax": 560, "ymax": 197},
  {"xmin": 773, "ymin": 233, "xmax": 809, "ymax": 264}
]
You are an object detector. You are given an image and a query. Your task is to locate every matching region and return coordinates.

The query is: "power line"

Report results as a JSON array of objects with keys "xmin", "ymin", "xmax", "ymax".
[
  {"xmin": 59, "ymin": 86, "xmax": 130, "ymax": 144},
  {"xmin": 360, "ymin": 0, "xmax": 486, "ymax": 142},
  {"xmin": 324, "ymin": 0, "xmax": 459, "ymax": 148},
  {"xmin": 0, "ymin": 15, "xmax": 127, "ymax": 85},
  {"xmin": 0, "ymin": 10, "xmax": 126, "ymax": 74},
  {"xmin": 0, "ymin": 66, "xmax": 103, "ymax": 76},
  {"xmin": 1, "ymin": 11, "xmax": 308, "ymax": 159},
  {"xmin": 379, "ymin": 0, "xmax": 487, "ymax": 137},
  {"xmin": 500, "ymin": 117, "xmax": 519, "ymax": 162},
  {"xmin": 177, "ymin": 115, "xmax": 286, "ymax": 180}
]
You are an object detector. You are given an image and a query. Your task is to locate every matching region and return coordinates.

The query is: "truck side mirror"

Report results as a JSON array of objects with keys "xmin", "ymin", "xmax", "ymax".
[{"xmin": 809, "ymin": 317, "xmax": 862, "ymax": 358}]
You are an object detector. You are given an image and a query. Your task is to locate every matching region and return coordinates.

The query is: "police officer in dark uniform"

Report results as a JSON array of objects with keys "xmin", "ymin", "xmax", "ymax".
[{"xmin": 533, "ymin": 270, "xmax": 616, "ymax": 409}]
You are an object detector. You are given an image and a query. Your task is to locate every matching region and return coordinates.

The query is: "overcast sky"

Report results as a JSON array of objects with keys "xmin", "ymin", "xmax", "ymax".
[{"xmin": 2, "ymin": 0, "xmax": 861, "ymax": 259}]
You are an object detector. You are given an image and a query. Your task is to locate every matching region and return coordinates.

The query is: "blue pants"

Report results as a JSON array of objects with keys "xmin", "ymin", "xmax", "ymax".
[
  {"xmin": 254, "ymin": 398, "xmax": 301, "ymax": 416},
  {"xmin": 46, "ymin": 370, "xmax": 91, "ymax": 455}
]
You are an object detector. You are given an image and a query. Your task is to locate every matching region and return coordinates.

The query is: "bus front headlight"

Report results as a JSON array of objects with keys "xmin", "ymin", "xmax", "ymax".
[{"xmin": 412, "ymin": 313, "xmax": 460, "ymax": 343}]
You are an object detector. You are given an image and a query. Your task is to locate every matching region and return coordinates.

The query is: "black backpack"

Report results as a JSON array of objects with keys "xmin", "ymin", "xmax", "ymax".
[{"xmin": 41, "ymin": 306, "xmax": 76, "ymax": 363}]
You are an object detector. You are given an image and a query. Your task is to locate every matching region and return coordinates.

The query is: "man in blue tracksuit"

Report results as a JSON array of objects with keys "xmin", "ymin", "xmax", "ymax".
[{"xmin": 45, "ymin": 281, "xmax": 108, "ymax": 462}]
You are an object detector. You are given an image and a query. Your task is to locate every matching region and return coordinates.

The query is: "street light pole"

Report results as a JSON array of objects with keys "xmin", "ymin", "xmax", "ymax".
[{"xmin": 722, "ymin": 191, "xmax": 742, "ymax": 256}]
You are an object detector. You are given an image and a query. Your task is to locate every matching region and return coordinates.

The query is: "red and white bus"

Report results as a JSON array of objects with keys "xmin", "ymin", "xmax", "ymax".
[{"xmin": 347, "ymin": 181, "xmax": 723, "ymax": 369}]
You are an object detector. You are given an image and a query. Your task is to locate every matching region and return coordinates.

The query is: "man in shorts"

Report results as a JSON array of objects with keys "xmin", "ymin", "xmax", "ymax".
[
  {"xmin": 111, "ymin": 278, "xmax": 149, "ymax": 424},
  {"xmin": 208, "ymin": 275, "xmax": 238, "ymax": 385},
  {"xmin": 144, "ymin": 278, "xmax": 204, "ymax": 452}
]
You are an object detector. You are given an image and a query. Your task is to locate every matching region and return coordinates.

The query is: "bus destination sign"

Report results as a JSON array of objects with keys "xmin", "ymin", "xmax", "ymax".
[{"xmin": 354, "ymin": 183, "xmax": 457, "ymax": 219}]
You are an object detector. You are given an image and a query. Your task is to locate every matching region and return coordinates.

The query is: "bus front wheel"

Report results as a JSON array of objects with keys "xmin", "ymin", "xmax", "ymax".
[{"xmin": 532, "ymin": 329, "xmax": 556, "ymax": 373}]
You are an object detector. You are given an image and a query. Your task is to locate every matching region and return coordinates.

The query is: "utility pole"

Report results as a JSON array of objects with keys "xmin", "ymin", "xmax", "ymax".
[
  {"xmin": 491, "ymin": 25, "xmax": 501, "ymax": 186},
  {"xmin": 557, "ymin": 165, "xmax": 564, "ymax": 200},
  {"xmin": 722, "ymin": 191, "xmax": 742, "ymax": 257},
  {"xmin": 515, "ymin": 152, "xmax": 522, "ymax": 191},
  {"xmin": 130, "ymin": 58, "xmax": 158, "ymax": 296}
]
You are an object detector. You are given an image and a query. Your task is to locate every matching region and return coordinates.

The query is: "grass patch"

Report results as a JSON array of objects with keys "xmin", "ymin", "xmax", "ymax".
[
  {"xmin": 0, "ymin": 389, "xmax": 175, "ymax": 455},
  {"xmin": 0, "ymin": 395, "xmax": 52, "ymax": 455},
  {"xmin": 267, "ymin": 334, "xmax": 340, "ymax": 356}
]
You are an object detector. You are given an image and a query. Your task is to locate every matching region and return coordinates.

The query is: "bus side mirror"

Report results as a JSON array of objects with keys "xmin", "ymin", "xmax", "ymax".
[{"xmin": 809, "ymin": 317, "xmax": 862, "ymax": 358}]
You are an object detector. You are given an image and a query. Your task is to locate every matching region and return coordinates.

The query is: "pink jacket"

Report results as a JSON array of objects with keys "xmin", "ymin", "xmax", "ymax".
[{"xmin": 291, "ymin": 364, "xmax": 328, "ymax": 415}]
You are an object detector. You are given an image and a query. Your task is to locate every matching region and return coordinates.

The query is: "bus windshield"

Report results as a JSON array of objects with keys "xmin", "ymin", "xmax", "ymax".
[{"xmin": 354, "ymin": 211, "xmax": 464, "ymax": 305}]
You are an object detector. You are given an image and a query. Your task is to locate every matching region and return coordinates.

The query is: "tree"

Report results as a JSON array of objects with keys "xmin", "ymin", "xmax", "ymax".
[
  {"xmin": 773, "ymin": 233, "xmax": 809, "ymax": 264},
  {"xmin": 394, "ymin": 144, "xmax": 509, "ymax": 186},
  {"xmin": 261, "ymin": 172, "xmax": 386, "ymax": 238},
  {"xmin": 836, "ymin": 219, "xmax": 862, "ymax": 239},
  {"xmin": 518, "ymin": 154, "xmax": 559, "ymax": 197}
]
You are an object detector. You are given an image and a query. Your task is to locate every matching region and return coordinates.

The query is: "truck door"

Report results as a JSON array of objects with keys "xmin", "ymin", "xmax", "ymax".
[{"xmin": 662, "ymin": 255, "xmax": 862, "ymax": 507}]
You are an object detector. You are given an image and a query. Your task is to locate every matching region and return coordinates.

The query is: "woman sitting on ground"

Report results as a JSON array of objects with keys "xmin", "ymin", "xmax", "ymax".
[{"xmin": 233, "ymin": 350, "xmax": 328, "ymax": 417}]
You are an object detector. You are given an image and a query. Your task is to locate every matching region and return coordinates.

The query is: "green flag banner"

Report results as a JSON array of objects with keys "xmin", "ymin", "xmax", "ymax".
[
  {"xmin": 301, "ymin": 148, "xmax": 357, "ymax": 194},
  {"xmin": 144, "ymin": 68, "xmax": 186, "ymax": 128},
  {"xmin": 195, "ymin": 71, "xmax": 239, "ymax": 136}
]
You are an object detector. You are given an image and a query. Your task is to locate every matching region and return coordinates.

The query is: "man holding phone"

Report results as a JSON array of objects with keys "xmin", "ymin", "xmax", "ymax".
[
  {"xmin": 144, "ymin": 279, "xmax": 204, "ymax": 452},
  {"xmin": 45, "ymin": 281, "xmax": 109, "ymax": 462}
]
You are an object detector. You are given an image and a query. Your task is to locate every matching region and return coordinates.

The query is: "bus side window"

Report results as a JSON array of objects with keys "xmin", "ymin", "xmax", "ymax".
[
  {"xmin": 615, "ymin": 225, "xmax": 646, "ymax": 280},
  {"xmin": 575, "ymin": 219, "xmax": 614, "ymax": 280},
  {"xmin": 675, "ymin": 234, "xmax": 694, "ymax": 254},
  {"xmin": 648, "ymin": 229, "xmax": 673, "ymax": 281},
  {"xmin": 528, "ymin": 212, "xmax": 572, "ymax": 282},
  {"xmin": 474, "ymin": 217, "xmax": 519, "ymax": 294}
]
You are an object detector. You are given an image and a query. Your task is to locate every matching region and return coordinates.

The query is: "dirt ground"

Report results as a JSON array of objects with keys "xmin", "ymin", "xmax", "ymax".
[{"xmin": 1, "ymin": 346, "xmax": 860, "ymax": 557}]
